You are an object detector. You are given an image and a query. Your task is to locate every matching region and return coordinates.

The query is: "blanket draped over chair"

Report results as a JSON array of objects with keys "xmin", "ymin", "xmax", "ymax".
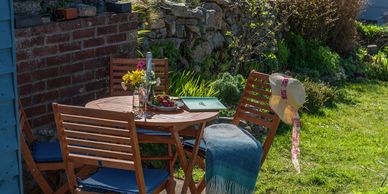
[{"xmin": 203, "ymin": 123, "xmax": 262, "ymax": 194}]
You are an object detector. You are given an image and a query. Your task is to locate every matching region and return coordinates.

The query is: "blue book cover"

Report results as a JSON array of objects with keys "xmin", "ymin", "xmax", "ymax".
[{"xmin": 180, "ymin": 97, "xmax": 227, "ymax": 111}]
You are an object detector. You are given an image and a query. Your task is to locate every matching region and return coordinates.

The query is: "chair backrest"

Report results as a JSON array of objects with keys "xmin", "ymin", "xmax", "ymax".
[
  {"xmin": 52, "ymin": 103, "xmax": 146, "ymax": 193},
  {"xmin": 232, "ymin": 70, "xmax": 281, "ymax": 166},
  {"xmin": 109, "ymin": 58, "xmax": 169, "ymax": 96},
  {"xmin": 19, "ymin": 100, "xmax": 35, "ymax": 145}
]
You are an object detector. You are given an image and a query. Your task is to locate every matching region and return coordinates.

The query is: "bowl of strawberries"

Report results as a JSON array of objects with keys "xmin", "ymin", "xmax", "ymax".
[{"xmin": 149, "ymin": 95, "xmax": 183, "ymax": 111}]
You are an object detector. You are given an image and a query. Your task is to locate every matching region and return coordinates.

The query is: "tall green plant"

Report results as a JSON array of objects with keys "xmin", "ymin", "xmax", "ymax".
[
  {"xmin": 365, "ymin": 48, "xmax": 388, "ymax": 81},
  {"xmin": 169, "ymin": 71, "xmax": 218, "ymax": 97}
]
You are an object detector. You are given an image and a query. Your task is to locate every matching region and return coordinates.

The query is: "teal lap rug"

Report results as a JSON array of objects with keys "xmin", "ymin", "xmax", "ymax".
[{"xmin": 203, "ymin": 123, "xmax": 262, "ymax": 194}]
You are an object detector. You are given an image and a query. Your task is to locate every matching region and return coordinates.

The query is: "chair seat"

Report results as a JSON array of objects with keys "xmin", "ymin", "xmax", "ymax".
[
  {"xmin": 137, "ymin": 128, "xmax": 171, "ymax": 136},
  {"xmin": 183, "ymin": 139, "xmax": 206, "ymax": 155},
  {"xmin": 79, "ymin": 167, "xmax": 169, "ymax": 194},
  {"xmin": 32, "ymin": 141, "xmax": 63, "ymax": 163}
]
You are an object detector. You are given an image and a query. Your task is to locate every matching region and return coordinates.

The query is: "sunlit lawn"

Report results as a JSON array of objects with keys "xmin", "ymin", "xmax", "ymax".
[
  {"xmin": 175, "ymin": 81, "xmax": 388, "ymax": 193},
  {"xmin": 257, "ymin": 81, "xmax": 388, "ymax": 193}
]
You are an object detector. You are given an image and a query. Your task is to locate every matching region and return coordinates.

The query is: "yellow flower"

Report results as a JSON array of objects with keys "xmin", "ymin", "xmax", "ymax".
[{"xmin": 122, "ymin": 70, "xmax": 145, "ymax": 87}]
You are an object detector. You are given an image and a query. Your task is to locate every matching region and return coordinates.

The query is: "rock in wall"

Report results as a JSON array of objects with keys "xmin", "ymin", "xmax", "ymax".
[{"xmin": 141, "ymin": 0, "xmax": 242, "ymax": 64}]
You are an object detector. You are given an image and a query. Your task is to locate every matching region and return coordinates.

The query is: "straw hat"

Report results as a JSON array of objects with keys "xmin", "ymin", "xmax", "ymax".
[{"xmin": 269, "ymin": 73, "xmax": 306, "ymax": 124}]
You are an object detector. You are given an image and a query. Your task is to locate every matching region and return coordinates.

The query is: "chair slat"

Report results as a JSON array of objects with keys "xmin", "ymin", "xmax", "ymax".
[
  {"xmin": 63, "ymin": 122, "xmax": 130, "ymax": 137},
  {"xmin": 68, "ymin": 145, "xmax": 134, "ymax": 160},
  {"xmin": 249, "ymin": 71, "xmax": 270, "ymax": 81},
  {"xmin": 238, "ymin": 112, "xmax": 273, "ymax": 128},
  {"xmin": 245, "ymin": 85, "xmax": 272, "ymax": 96},
  {"xmin": 66, "ymin": 137, "xmax": 133, "ymax": 153},
  {"xmin": 61, "ymin": 114, "xmax": 128, "ymax": 128},
  {"xmin": 64, "ymin": 130, "xmax": 131, "ymax": 144},
  {"xmin": 110, "ymin": 58, "xmax": 167, "ymax": 65},
  {"xmin": 69, "ymin": 153, "xmax": 135, "ymax": 170},
  {"xmin": 110, "ymin": 58, "xmax": 168, "ymax": 96},
  {"xmin": 59, "ymin": 104, "xmax": 131, "ymax": 121},
  {"xmin": 240, "ymin": 98, "xmax": 272, "ymax": 111},
  {"xmin": 246, "ymin": 79, "xmax": 271, "ymax": 89},
  {"xmin": 238, "ymin": 105, "xmax": 275, "ymax": 120},
  {"xmin": 242, "ymin": 93, "xmax": 270, "ymax": 104}
]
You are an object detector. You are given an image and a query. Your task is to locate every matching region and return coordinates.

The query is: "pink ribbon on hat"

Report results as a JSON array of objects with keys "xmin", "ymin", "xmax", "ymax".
[{"xmin": 280, "ymin": 77, "xmax": 301, "ymax": 173}]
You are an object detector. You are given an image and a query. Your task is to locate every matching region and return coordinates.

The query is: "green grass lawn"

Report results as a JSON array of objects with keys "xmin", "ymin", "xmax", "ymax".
[
  {"xmin": 175, "ymin": 81, "xmax": 388, "ymax": 193},
  {"xmin": 257, "ymin": 81, "xmax": 388, "ymax": 193}
]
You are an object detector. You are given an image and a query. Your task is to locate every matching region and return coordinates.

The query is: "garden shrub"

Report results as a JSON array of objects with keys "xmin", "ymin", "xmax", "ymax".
[
  {"xmin": 302, "ymin": 79, "xmax": 337, "ymax": 113},
  {"xmin": 357, "ymin": 22, "xmax": 388, "ymax": 47},
  {"xmin": 284, "ymin": 33, "xmax": 341, "ymax": 79},
  {"xmin": 212, "ymin": 72, "xmax": 246, "ymax": 106},
  {"xmin": 149, "ymin": 42, "xmax": 181, "ymax": 71},
  {"xmin": 364, "ymin": 48, "xmax": 388, "ymax": 81},
  {"xmin": 276, "ymin": 40, "xmax": 290, "ymax": 67},
  {"xmin": 200, "ymin": 51, "xmax": 233, "ymax": 79},
  {"xmin": 307, "ymin": 43, "xmax": 341, "ymax": 78},
  {"xmin": 276, "ymin": 0, "xmax": 364, "ymax": 55}
]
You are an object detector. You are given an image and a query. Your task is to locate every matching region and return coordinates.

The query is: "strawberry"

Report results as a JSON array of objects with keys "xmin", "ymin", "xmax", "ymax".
[
  {"xmin": 162, "ymin": 100, "xmax": 169, "ymax": 106},
  {"xmin": 169, "ymin": 101, "xmax": 175, "ymax": 107},
  {"xmin": 157, "ymin": 96, "xmax": 163, "ymax": 102},
  {"xmin": 163, "ymin": 95, "xmax": 169, "ymax": 100}
]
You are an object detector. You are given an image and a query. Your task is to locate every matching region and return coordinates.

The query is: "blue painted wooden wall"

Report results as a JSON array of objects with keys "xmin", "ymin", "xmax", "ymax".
[{"xmin": 0, "ymin": 0, "xmax": 23, "ymax": 193}]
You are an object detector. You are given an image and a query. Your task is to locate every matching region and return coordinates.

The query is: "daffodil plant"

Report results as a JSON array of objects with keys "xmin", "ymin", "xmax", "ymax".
[{"xmin": 121, "ymin": 60, "xmax": 160, "ymax": 91}]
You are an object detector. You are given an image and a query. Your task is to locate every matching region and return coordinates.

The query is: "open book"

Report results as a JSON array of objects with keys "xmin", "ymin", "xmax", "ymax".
[{"xmin": 180, "ymin": 97, "xmax": 227, "ymax": 111}]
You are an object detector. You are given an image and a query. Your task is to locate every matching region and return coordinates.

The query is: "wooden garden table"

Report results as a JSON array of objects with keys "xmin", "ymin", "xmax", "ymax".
[{"xmin": 85, "ymin": 96, "xmax": 219, "ymax": 194}]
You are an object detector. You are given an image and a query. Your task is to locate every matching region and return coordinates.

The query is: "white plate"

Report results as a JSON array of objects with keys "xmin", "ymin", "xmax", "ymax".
[{"xmin": 148, "ymin": 101, "xmax": 184, "ymax": 112}]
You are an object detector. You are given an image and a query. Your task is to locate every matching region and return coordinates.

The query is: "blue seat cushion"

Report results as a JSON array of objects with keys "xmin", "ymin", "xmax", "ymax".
[
  {"xmin": 137, "ymin": 128, "xmax": 171, "ymax": 136},
  {"xmin": 79, "ymin": 167, "xmax": 169, "ymax": 194},
  {"xmin": 32, "ymin": 141, "xmax": 63, "ymax": 163},
  {"xmin": 183, "ymin": 139, "xmax": 206, "ymax": 153}
]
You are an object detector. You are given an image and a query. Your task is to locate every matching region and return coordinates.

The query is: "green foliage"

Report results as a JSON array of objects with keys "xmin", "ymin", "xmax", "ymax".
[
  {"xmin": 276, "ymin": 40, "xmax": 290, "ymax": 66},
  {"xmin": 200, "ymin": 51, "xmax": 233, "ymax": 79},
  {"xmin": 308, "ymin": 44, "xmax": 340, "ymax": 77},
  {"xmin": 168, "ymin": 71, "xmax": 218, "ymax": 97},
  {"xmin": 302, "ymin": 78, "xmax": 337, "ymax": 113},
  {"xmin": 357, "ymin": 22, "xmax": 388, "ymax": 46},
  {"xmin": 149, "ymin": 42, "xmax": 181, "ymax": 71},
  {"xmin": 139, "ymin": 144, "xmax": 168, "ymax": 169},
  {"xmin": 342, "ymin": 46, "xmax": 388, "ymax": 81},
  {"xmin": 365, "ymin": 48, "xmax": 388, "ymax": 81},
  {"xmin": 228, "ymin": 0, "xmax": 280, "ymax": 75},
  {"xmin": 286, "ymin": 33, "xmax": 307, "ymax": 70},
  {"xmin": 212, "ymin": 72, "xmax": 246, "ymax": 106},
  {"xmin": 242, "ymin": 53, "xmax": 280, "ymax": 75},
  {"xmin": 284, "ymin": 33, "xmax": 341, "ymax": 79}
]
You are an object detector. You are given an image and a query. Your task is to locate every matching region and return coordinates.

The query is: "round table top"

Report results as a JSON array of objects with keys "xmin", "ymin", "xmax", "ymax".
[{"xmin": 85, "ymin": 96, "xmax": 219, "ymax": 127}]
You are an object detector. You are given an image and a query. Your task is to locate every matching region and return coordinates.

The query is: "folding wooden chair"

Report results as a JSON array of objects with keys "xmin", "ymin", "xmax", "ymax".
[
  {"xmin": 109, "ymin": 58, "xmax": 169, "ymax": 96},
  {"xmin": 52, "ymin": 103, "xmax": 175, "ymax": 194},
  {"xmin": 19, "ymin": 101, "xmax": 92, "ymax": 194},
  {"xmin": 109, "ymin": 57, "xmax": 173, "ymax": 176},
  {"xmin": 182, "ymin": 70, "xmax": 281, "ymax": 193}
]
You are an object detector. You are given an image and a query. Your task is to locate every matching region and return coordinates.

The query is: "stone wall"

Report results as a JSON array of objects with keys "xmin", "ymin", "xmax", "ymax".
[
  {"xmin": 16, "ymin": 13, "xmax": 138, "ymax": 136},
  {"xmin": 142, "ymin": 0, "xmax": 240, "ymax": 63}
]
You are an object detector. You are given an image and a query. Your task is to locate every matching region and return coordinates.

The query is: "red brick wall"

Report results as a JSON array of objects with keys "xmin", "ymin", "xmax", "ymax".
[{"xmin": 16, "ymin": 13, "xmax": 138, "ymax": 134}]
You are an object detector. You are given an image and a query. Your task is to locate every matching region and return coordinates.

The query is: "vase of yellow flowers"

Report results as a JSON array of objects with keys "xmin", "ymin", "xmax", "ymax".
[
  {"xmin": 121, "ymin": 56, "xmax": 160, "ymax": 118},
  {"xmin": 121, "ymin": 60, "xmax": 146, "ymax": 116}
]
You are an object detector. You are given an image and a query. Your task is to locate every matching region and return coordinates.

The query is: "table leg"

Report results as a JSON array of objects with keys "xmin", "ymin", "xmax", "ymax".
[
  {"xmin": 171, "ymin": 128, "xmax": 198, "ymax": 194},
  {"xmin": 180, "ymin": 122, "xmax": 206, "ymax": 194}
]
